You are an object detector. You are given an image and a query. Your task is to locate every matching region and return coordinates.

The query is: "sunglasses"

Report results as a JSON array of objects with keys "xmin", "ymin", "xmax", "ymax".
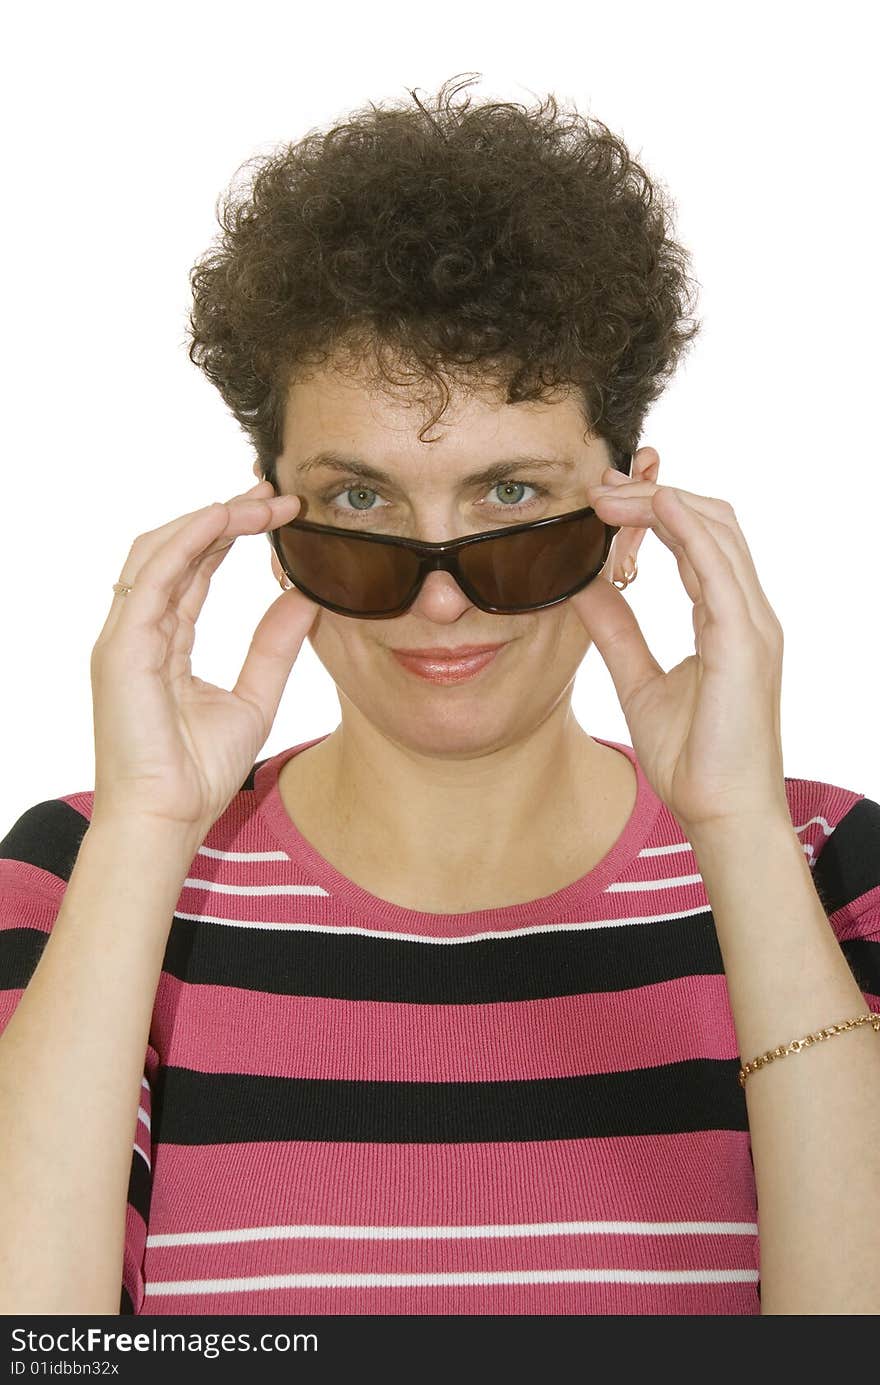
[{"xmin": 268, "ymin": 453, "xmax": 633, "ymax": 619}]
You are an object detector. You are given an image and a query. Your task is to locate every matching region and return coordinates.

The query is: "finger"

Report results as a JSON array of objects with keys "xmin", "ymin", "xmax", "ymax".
[
  {"xmin": 657, "ymin": 495, "xmax": 782, "ymax": 675},
  {"xmin": 99, "ymin": 480, "xmax": 279, "ymax": 641},
  {"xmin": 167, "ymin": 492, "xmax": 302, "ymax": 636},
  {"xmin": 568, "ymin": 571, "xmax": 664, "ymax": 715},
  {"xmin": 662, "ymin": 493, "xmax": 781, "ymax": 641},
  {"xmin": 592, "ymin": 483, "xmax": 777, "ymax": 633},
  {"xmin": 168, "ymin": 487, "xmax": 299, "ymax": 619},
  {"xmin": 161, "ymin": 539, "xmax": 246, "ymax": 685},
  {"xmin": 129, "ymin": 479, "xmax": 278, "ymax": 577},
  {"xmin": 201, "ymin": 480, "xmax": 278, "ymax": 557},
  {"xmin": 232, "ymin": 584, "xmax": 321, "ymax": 731},
  {"xmin": 96, "ymin": 502, "xmax": 225, "ymax": 651},
  {"xmin": 593, "ymin": 487, "xmax": 754, "ymax": 633},
  {"xmin": 106, "ymin": 495, "xmax": 300, "ymax": 656}
]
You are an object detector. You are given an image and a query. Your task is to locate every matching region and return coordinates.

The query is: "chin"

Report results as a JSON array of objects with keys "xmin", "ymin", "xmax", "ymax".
[
  {"xmin": 311, "ymin": 622, "xmax": 584, "ymax": 754},
  {"xmin": 374, "ymin": 706, "xmax": 529, "ymax": 760}
]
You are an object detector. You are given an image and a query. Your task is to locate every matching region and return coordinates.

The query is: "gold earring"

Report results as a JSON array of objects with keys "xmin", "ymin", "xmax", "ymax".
[{"xmin": 612, "ymin": 557, "xmax": 638, "ymax": 590}]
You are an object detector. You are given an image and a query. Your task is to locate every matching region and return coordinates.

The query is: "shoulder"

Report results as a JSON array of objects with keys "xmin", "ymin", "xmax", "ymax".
[
  {"xmin": 0, "ymin": 791, "xmax": 95, "ymax": 906},
  {"xmin": 0, "ymin": 755, "xmax": 270, "ymax": 906},
  {"xmin": 0, "ymin": 794, "xmax": 95, "ymax": 1024},
  {"xmin": 783, "ymin": 773, "xmax": 880, "ymax": 941}
]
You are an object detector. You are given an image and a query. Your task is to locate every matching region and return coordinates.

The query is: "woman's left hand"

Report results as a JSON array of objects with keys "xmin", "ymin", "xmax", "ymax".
[{"xmin": 569, "ymin": 470, "xmax": 788, "ymax": 835}]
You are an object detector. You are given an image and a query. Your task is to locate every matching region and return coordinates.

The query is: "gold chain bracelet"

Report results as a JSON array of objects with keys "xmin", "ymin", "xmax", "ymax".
[{"xmin": 738, "ymin": 1011, "xmax": 880, "ymax": 1087}]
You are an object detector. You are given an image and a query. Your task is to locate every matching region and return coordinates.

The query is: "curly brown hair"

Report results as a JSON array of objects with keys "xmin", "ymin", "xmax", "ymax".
[{"xmin": 185, "ymin": 73, "xmax": 702, "ymax": 485}]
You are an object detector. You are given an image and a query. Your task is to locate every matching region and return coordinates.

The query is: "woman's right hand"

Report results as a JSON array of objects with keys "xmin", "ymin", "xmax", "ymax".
[{"xmin": 89, "ymin": 479, "xmax": 320, "ymax": 838}]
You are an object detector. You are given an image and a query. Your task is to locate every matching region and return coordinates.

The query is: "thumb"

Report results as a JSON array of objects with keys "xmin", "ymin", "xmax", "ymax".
[
  {"xmin": 232, "ymin": 585, "xmax": 321, "ymax": 728},
  {"xmin": 568, "ymin": 575, "xmax": 662, "ymax": 712}
]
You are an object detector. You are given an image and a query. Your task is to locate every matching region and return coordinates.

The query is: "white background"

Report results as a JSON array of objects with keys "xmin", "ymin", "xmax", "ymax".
[{"xmin": 1, "ymin": 0, "xmax": 877, "ymax": 831}]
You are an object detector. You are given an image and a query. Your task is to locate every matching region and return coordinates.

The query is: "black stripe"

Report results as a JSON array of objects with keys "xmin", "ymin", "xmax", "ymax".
[
  {"xmin": 156, "ymin": 911, "xmax": 726, "ymax": 1003},
  {"xmin": 10, "ymin": 914, "xmax": 874, "ymax": 1013},
  {"xmin": 812, "ymin": 797, "xmax": 880, "ymax": 914},
  {"xmin": 1, "ymin": 912, "xmax": 725, "ymax": 1005},
  {"xmin": 840, "ymin": 938, "xmax": 880, "ymax": 999},
  {"xmin": 0, "ymin": 800, "xmax": 89, "ymax": 882},
  {"xmin": 119, "ymin": 1284, "xmax": 134, "ymax": 1315},
  {"xmin": 0, "ymin": 928, "xmax": 49, "ymax": 988},
  {"xmin": 8, "ymin": 914, "xmax": 871, "ymax": 1008},
  {"xmin": 126, "ymin": 1144, "xmax": 152, "ymax": 1223},
  {"xmin": 150, "ymin": 1059, "xmax": 748, "ymax": 1144}
]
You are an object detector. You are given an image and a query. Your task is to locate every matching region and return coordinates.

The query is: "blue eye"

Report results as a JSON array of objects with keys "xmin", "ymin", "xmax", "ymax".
[
  {"xmin": 494, "ymin": 481, "xmax": 533, "ymax": 506},
  {"xmin": 331, "ymin": 485, "xmax": 382, "ymax": 512},
  {"xmin": 321, "ymin": 479, "xmax": 551, "ymax": 521}
]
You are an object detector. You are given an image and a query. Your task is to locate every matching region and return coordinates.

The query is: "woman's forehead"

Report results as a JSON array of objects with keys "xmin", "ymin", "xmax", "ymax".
[{"xmin": 279, "ymin": 366, "xmax": 600, "ymax": 479}]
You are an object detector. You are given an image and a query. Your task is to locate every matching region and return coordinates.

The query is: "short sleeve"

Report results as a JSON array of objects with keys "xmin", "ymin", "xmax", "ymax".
[
  {"xmin": 810, "ymin": 794, "xmax": 880, "ymax": 1009},
  {"xmin": 0, "ymin": 797, "xmax": 156, "ymax": 1315}
]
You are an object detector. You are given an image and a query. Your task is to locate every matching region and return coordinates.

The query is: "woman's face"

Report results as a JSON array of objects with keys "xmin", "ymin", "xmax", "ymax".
[{"xmin": 269, "ymin": 364, "xmax": 625, "ymax": 758}]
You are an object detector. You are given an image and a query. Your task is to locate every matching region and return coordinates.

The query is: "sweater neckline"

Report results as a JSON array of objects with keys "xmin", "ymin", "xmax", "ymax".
[{"xmin": 254, "ymin": 731, "xmax": 663, "ymax": 932}]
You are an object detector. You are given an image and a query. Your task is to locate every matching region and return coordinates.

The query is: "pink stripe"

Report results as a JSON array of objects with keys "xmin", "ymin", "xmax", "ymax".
[
  {"xmin": 144, "ymin": 1227, "xmax": 757, "ymax": 1280},
  {"xmin": 145, "ymin": 1132, "xmax": 757, "ymax": 1229},
  {"xmin": 153, "ymin": 972, "xmax": 739, "ymax": 1080},
  {"xmin": 829, "ymin": 885, "xmax": 880, "ymax": 941},
  {"xmin": 134, "ymin": 1126, "xmax": 151, "ymax": 1166},
  {"xmin": 139, "ymin": 1279, "xmax": 759, "ymax": 1316},
  {"xmin": 0, "ymin": 891, "xmax": 58, "ymax": 926},
  {"xmin": 122, "ymin": 1201, "xmax": 147, "ymax": 1311},
  {"xmin": 134, "ymin": 1077, "xmax": 153, "ymax": 1165}
]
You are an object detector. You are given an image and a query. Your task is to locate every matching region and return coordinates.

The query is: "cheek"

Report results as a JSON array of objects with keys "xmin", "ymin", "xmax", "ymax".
[
  {"xmin": 555, "ymin": 602, "xmax": 593, "ymax": 653},
  {"xmin": 306, "ymin": 612, "xmax": 374, "ymax": 668}
]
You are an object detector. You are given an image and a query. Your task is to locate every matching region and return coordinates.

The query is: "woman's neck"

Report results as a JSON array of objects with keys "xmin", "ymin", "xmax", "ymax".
[{"xmin": 276, "ymin": 706, "xmax": 638, "ymax": 913}]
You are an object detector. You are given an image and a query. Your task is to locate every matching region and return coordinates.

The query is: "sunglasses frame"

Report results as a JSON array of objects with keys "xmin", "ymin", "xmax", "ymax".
[{"xmin": 267, "ymin": 453, "xmax": 633, "ymax": 619}]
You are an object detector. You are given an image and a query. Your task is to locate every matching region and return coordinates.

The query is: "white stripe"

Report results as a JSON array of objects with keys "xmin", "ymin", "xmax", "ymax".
[
  {"xmin": 198, "ymin": 845, "xmax": 290, "ymax": 860},
  {"xmin": 141, "ymin": 1077, "xmax": 150, "ymax": 1092},
  {"xmin": 792, "ymin": 815, "xmax": 834, "ymax": 835},
  {"xmin": 184, "ymin": 877, "xmax": 329, "ymax": 896},
  {"xmin": 640, "ymin": 838, "xmax": 813, "ymax": 863},
  {"xmin": 185, "ymin": 858, "xmax": 820, "ymax": 903},
  {"xmin": 137, "ymin": 1107, "xmax": 151, "ymax": 1133},
  {"xmin": 180, "ymin": 820, "xmax": 832, "ymax": 931},
  {"xmin": 147, "ymin": 1219, "xmax": 757, "ymax": 1247},
  {"xmin": 638, "ymin": 842, "xmax": 694, "ymax": 857},
  {"xmin": 144, "ymin": 1267, "xmax": 760, "ymax": 1295},
  {"xmin": 172, "ymin": 901, "xmax": 712, "ymax": 945},
  {"xmin": 607, "ymin": 873, "xmax": 704, "ymax": 891},
  {"xmin": 133, "ymin": 1142, "xmax": 151, "ymax": 1173}
]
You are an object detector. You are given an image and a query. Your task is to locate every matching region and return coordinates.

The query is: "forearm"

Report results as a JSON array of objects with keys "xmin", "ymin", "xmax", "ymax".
[
  {"xmin": 0, "ymin": 818, "xmax": 197, "ymax": 1314},
  {"xmin": 689, "ymin": 813, "xmax": 880, "ymax": 1315}
]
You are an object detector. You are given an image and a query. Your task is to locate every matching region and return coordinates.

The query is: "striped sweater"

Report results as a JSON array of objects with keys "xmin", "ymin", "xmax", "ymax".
[{"xmin": 1, "ymin": 732, "xmax": 879, "ymax": 1316}]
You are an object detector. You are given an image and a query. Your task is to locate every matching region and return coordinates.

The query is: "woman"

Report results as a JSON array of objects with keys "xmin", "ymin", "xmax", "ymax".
[{"xmin": 1, "ymin": 76, "xmax": 878, "ymax": 1317}]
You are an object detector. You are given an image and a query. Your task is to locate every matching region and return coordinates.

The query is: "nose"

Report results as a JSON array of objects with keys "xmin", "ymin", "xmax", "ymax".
[{"xmin": 403, "ymin": 567, "xmax": 475, "ymax": 623}]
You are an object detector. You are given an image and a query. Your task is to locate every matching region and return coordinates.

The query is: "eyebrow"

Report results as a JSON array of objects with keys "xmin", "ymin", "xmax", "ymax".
[{"xmin": 295, "ymin": 450, "xmax": 578, "ymax": 489}]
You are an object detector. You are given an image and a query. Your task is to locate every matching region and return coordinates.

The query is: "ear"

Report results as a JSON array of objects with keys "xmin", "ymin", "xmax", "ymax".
[{"xmin": 611, "ymin": 445, "xmax": 660, "ymax": 573}]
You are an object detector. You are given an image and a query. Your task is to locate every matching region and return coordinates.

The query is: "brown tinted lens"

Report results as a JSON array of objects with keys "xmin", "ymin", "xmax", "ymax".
[
  {"xmin": 458, "ymin": 511, "xmax": 608, "ymax": 609},
  {"xmin": 276, "ymin": 523, "xmax": 420, "ymax": 614}
]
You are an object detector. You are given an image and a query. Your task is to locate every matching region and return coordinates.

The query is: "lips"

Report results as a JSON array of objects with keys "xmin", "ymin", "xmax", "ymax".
[
  {"xmin": 389, "ymin": 642, "xmax": 508, "ymax": 683},
  {"xmin": 390, "ymin": 644, "xmax": 507, "ymax": 658}
]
